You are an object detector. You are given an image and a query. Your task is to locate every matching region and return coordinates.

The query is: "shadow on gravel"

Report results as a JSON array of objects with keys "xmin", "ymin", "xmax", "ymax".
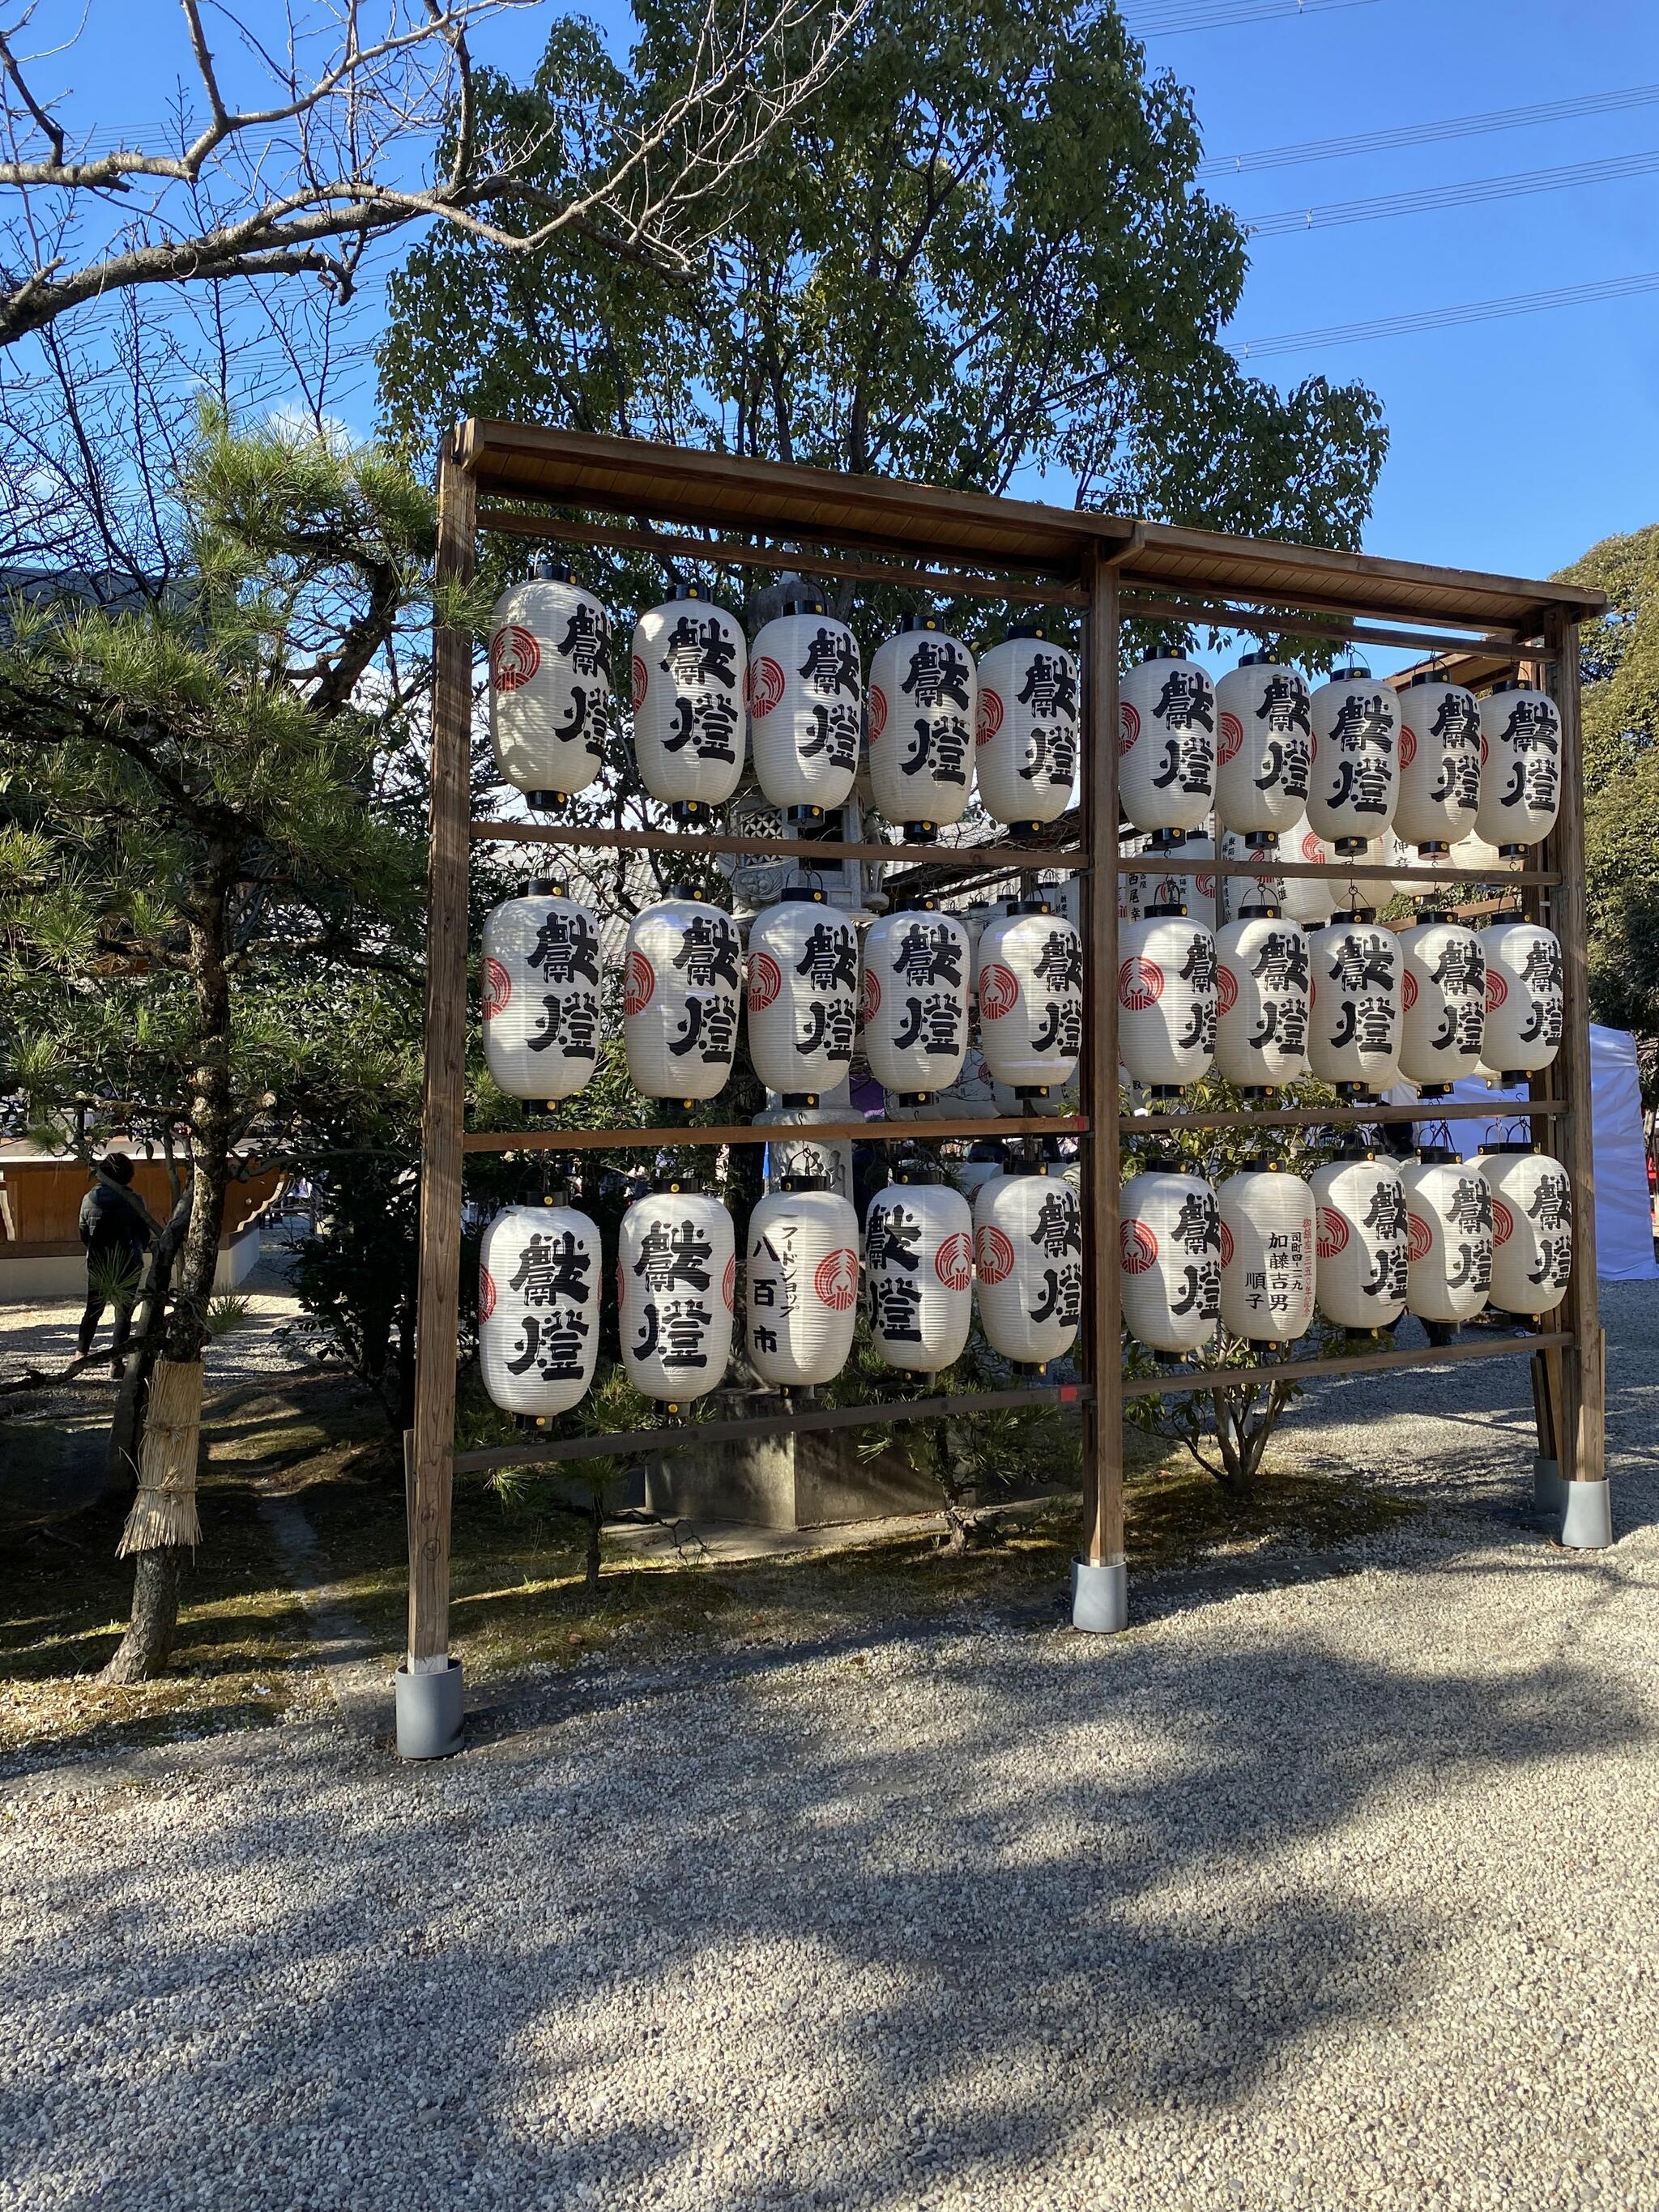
[{"xmin": 2, "ymin": 1619, "xmax": 1649, "ymax": 2212}]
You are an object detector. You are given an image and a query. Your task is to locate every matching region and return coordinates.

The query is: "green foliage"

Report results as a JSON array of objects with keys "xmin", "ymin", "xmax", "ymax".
[{"xmin": 377, "ymin": 0, "xmax": 1386, "ymax": 550}]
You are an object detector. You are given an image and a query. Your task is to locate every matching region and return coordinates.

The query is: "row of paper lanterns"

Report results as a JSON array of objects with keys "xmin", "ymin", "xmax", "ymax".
[
  {"xmin": 1118, "ymin": 897, "xmax": 1563, "ymax": 1098},
  {"xmin": 484, "ymin": 882, "xmax": 1085, "ymax": 1108},
  {"xmin": 1118, "ymin": 818, "xmax": 1515, "ymax": 931},
  {"xmin": 1120, "ymin": 1147, "xmax": 1572, "ymax": 1355},
  {"xmin": 479, "ymin": 1168, "xmax": 1083, "ymax": 1417},
  {"xmin": 489, "ymin": 572, "xmax": 1081, "ymax": 836},
  {"xmin": 1120, "ymin": 650, "xmax": 1560, "ymax": 855}
]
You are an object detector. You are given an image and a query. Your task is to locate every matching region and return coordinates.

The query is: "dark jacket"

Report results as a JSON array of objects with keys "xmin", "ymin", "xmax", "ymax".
[{"xmin": 78, "ymin": 1181, "xmax": 151, "ymax": 1258}]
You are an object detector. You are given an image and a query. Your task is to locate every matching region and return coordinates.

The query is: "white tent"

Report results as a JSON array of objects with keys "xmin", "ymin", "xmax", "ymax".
[{"xmin": 1427, "ymin": 1025, "xmax": 1657, "ymax": 1282}]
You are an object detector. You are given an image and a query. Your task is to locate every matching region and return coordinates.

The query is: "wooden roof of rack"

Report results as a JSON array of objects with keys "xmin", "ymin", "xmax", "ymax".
[{"xmin": 455, "ymin": 420, "xmax": 1606, "ymax": 636}]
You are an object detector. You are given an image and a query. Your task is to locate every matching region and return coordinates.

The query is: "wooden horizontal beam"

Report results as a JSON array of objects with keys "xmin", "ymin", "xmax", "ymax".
[
  {"xmin": 1116, "ymin": 565, "xmax": 1550, "ymax": 639},
  {"xmin": 476, "ymin": 508, "xmax": 1089, "ymax": 607},
  {"xmin": 1129, "ymin": 1328, "xmax": 1570, "ymax": 1398},
  {"xmin": 1120, "ymin": 590, "xmax": 1541, "ymax": 660},
  {"xmin": 452, "ymin": 1381, "xmax": 1094, "ymax": 1473},
  {"xmin": 473, "ymin": 820, "xmax": 1088, "ymax": 871},
  {"xmin": 1117, "ymin": 855, "xmax": 1552, "ymax": 884},
  {"xmin": 463, "ymin": 1115, "xmax": 1088, "ymax": 1153},
  {"xmin": 1123, "ymin": 1098, "xmax": 1563, "ymax": 1135}
]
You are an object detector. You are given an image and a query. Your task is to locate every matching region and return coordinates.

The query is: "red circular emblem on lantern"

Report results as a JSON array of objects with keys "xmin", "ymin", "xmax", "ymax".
[
  {"xmin": 748, "ymin": 951, "xmax": 782, "ymax": 1012},
  {"xmin": 490, "ymin": 625, "xmax": 540, "ymax": 694},
  {"xmin": 1399, "ymin": 722, "xmax": 1418, "ymax": 769},
  {"xmin": 1120, "ymin": 1219, "xmax": 1158, "ymax": 1274},
  {"xmin": 979, "ymin": 962, "xmax": 1020, "ymax": 1020},
  {"xmin": 814, "ymin": 1247, "xmax": 858, "ymax": 1311},
  {"xmin": 1216, "ymin": 965, "xmax": 1239, "ymax": 1015},
  {"xmin": 1219, "ymin": 1217, "xmax": 1235, "ymax": 1269},
  {"xmin": 1196, "ymin": 872, "xmax": 1216, "ymax": 899},
  {"xmin": 868, "ymin": 684, "xmax": 888, "ymax": 739},
  {"xmin": 1401, "ymin": 968, "xmax": 1418, "ymax": 1010},
  {"xmin": 1486, "ymin": 969, "xmax": 1508, "ymax": 1011},
  {"xmin": 1491, "ymin": 1195, "xmax": 1515, "ymax": 1247},
  {"xmin": 859, "ymin": 968, "xmax": 881, "ymax": 1025},
  {"xmin": 749, "ymin": 655, "xmax": 786, "ymax": 718},
  {"xmin": 630, "ymin": 653, "xmax": 647, "ymax": 712},
  {"xmin": 624, "ymin": 948, "xmax": 655, "ymax": 1016},
  {"xmin": 1316, "ymin": 1205, "xmax": 1350, "ymax": 1259},
  {"xmin": 1408, "ymin": 1211, "xmax": 1434, "ymax": 1263},
  {"xmin": 1218, "ymin": 710, "xmax": 1244, "ymax": 765},
  {"xmin": 482, "ymin": 956, "xmax": 512, "ymax": 1020},
  {"xmin": 1118, "ymin": 956, "xmax": 1164, "ymax": 1012},
  {"xmin": 1119, "ymin": 701, "xmax": 1141, "ymax": 757},
  {"xmin": 480, "ymin": 1267, "xmax": 497, "ymax": 1321},
  {"xmin": 977, "ymin": 687, "xmax": 1004, "ymax": 745},
  {"xmin": 723, "ymin": 1254, "xmax": 736, "ymax": 1311},
  {"xmin": 976, "ymin": 1224, "xmax": 1015, "ymax": 1285},
  {"xmin": 936, "ymin": 1231, "xmax": 973, "ymax": 1293},
  {"xmin": 1301, "ymin": 830, "xmax": 1324, "ymax": 864}
]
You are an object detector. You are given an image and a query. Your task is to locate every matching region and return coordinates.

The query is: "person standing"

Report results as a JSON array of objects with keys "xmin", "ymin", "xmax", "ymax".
[{"xmin": 77, "ymin": 1153, "xmax": 161, "ymax": 1378}]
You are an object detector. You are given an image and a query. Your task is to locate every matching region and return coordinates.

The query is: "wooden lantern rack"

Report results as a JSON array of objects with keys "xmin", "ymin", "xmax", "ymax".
[{"xmin": 407, "ymin": 420, "xmax": 1609, "ymax": 1698}]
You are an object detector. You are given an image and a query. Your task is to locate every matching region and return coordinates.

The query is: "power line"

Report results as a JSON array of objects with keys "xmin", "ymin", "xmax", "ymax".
[
  {"xmin": 1243, "ymin": 144, "xmax": 1659, "ymax": 237},
  {"xmin": 1123, "ymin": 0, "xmax": 1377, "ymax": 35},
  {"xmin": 1201, "ymin": 81, "xmax": 1659, "ymax": 177},
  {"xmin": 1227, "ymin": 268, "xmax": 1659, "ymax": 359}
]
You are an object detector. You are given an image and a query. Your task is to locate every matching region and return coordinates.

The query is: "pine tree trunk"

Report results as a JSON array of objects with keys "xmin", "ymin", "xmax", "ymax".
[{"xmin": 100, "ymin": 1546, "xmax": 186, "ymax": 1682}]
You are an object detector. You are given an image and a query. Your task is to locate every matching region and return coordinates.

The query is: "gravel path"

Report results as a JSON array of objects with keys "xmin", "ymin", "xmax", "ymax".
[{"xmin": 2, "ymin": 1285, "xmax": 1657, "ymax": 2211}]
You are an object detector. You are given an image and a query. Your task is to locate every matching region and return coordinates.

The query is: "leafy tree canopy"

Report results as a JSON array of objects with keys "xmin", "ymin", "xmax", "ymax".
[{"xmin": 377, "ymin": 0, "xmax": 1387, "ymax": 543}]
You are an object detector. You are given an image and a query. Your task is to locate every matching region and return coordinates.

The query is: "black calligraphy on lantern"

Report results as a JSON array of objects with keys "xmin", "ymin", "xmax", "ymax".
[
  {"xmin": 893, "ymin": 923, "xmax": 963, "ymax": 990},
  {"xmin": 505, "ymin": 1308, "xmax": 591, "ymax": 1382},
  {"xmin": 900, "ymin": 638, "xmax": 971, "ymax": 713},
  {"xmin": 661, "ymin": 613, "xmax": 738, "ymax": 690},
  {"xmin": 672, "ymin": 915, "xmax": 740, "ymax": 990},
  {"xmin": 799, "ymin": 626, "xmax": 859, "ymax": 698},
  {"xmin": 557, "ymin": 603, "xmax": 609, "ymax": 679},
  {"xmin": 633, "ymin": 1218, "xmax": 712, "ymax": 1296},
  {"xmin": 509, "ymin": 1230, "xmax": 593, "ymax": 1307}
]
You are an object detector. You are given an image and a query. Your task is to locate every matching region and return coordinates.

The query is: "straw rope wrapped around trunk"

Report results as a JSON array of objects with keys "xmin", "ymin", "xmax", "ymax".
[{"xmin": 116, "ymin": 1358, "xmax": 204, "ymax": 1556}]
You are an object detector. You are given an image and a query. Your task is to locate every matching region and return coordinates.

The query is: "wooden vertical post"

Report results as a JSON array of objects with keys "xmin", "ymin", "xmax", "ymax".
[
  {"xmin": 1077, "ymin": 548, "xmax": 1125, "ymax": 1605},
  {"xmin": 407, "ymin": 433, "xmax": 477, "ymax": 1669},
  {"xmin": 1545, "ymin": 610, "xmax": 1606, "ymax": 1500}
]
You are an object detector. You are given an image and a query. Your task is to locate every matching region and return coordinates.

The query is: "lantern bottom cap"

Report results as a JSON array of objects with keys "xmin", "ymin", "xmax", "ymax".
[
  {"xmin": 1560, "ymin": 1480, "xmax": 1613, "ymax": 1549},
  {"xmin": 1497, "ymin": 843, "xmax": 1526, "ymax": 858},
  {"xmin": 394, "ymin": 1657, "xmax": 464, "ymax": 1761},
  {"xmin": 785, "ymin": 805, "xmax": 830, "ymax": 833},
  {"xmin": 1334, "ymin": 1083, "xmax": 1381, "ymax": 1101},
  {"xmin": 1014, "ymin": 1085, "xmax": 1051, "ymax": 1100},
  {"xmin": 1416, "ymin": 1083, "xmax": 1452, "ymax": 1099},
  {"xmin": 526, "ymin": 790, "xmax": 571, "ymax": 812},
  {"xmin": 1498, "ymin": 1070, "xmax": 1531, "ymax": 1085},
  {"xmin": 1145, "ymin": 828, "xmax": 1188, "ymax": 850},
  {"xmin": 1071, "ymin": 1558, "xmax": 1128, "ymax": 1635},
  {"xmin": 1333, "ymin": 837, "xmax": 1367, "ymax": 855},
  {"xmin": 1004, "ymin": 819, "xmax": 1046, "ymax": 837},
  {"xmin": 902, "ymin": 821, "xmax": 938, "ymax": 842},
  {"xmin": 783, "ymin": 1092, "xmax": 819, "ymax": 1109},
  {"xmin": 1242, "ymin": 830, "xmax": 1277, "ymax": 850},
  {"xmin": 898, "ymin": 1091, "xmax": 932, "ymax": 1106},
  {"xmin": 1417, "ymin": 840, "xmax": 1450, "ymax": 855}
]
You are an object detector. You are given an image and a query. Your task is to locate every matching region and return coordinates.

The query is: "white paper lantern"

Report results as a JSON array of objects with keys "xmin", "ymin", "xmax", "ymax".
[
  {"xmin": 1116, "ymin": 891, "xmax": 1218, "ymax": 1094},
  {"xmin": 1308, "ymin": 1153, "xmax": 1409, "ymax": 1330},
  {"xmin": 1401, "ymin": 1151, "xmax": 1494, "ymax": 1323},
  {"xmin": 631, "ymin": 586, "xmax": 747, "ymax": 820},
  {"xmin": 1119, "ymin": 1167, "xmax": 1221, "ymax": 1356},
  {"xmin": 860, "ymin": 899, "xmax": 970, "ymax": 1105},
  {"xmin": 1478, "ymin": 914, "xmax": 1564, "ymax": 1080},
  {"xmin": 618, "ymin": 1185, "xmax": 735, "ymax": 1404},
  {"xmin": 744, "ymin": 1181, "xmax": 860, "ymax": 1388},
  {"xmin": 624, "ymin": 893, "xmax": 741, "ymax": 1102},
  {"xmin": 1477, "ymin": 1145, "xmax": 1572, "ymax": 1316},
  {"xmin": 747, "ymin": 599, "xmax": 861, "ymax": 825},
  {"xmin": 973, "ymin": 1170, "xmax": 1082, "ymax": 1368},
  {"xmin": 745, "ymin": 889, "xmax": 859, "ymax": 1104},
  {"xmin": 1476, "ymin": 681, "xmax": 1563, "ymax": 852},
  {"xmin": 1214, "ymin": 906, "xmax": 1310, "ymax": 1092},
  {"xmin": 1307, "ymin": 909, "xmax": 1402, "ymax": 1097},
  {"xmin": 1214, "ymin": 654, "xmax": 1312, "ymax": 840},
  {"xmin": 865, "ymin": 1171, "xmax": 974, "ymax": 1374},
  {"xmin": 1397, "ymin": 912, "xmax": 1486, "ymax": 1097},
  {"xmin": 867, "ymin": 616, "xmax": 976, "ymax": 837},
  {"xmin": 1395, "ymin": 676, "xmax": 1481, "ymax": 854},
  {"xmin": 975, "ymin": 626, "xmax": 1079, "ymax": 830},
  {"xmin": 1119, "ymin": 648, "xmax": 1215, "ymax": 842},
  {"xmin": 488, "ymin": 567, "xmax": 611, "ymax": 807},
  {"xmin": 976, "ymin": 898, "xmax": 1084, "ymax": 1101},
  {"xmin": 757, "ymin": 1105, "xmax": 855, "ymax": 1203},
  {"xmin": 481, "ymin": 880, "xmax": 603, "ymax": 1104},
  {"xmin": 1277, "ymin": 814, "xmax": 1337, "ymax": 927},
  {"xmin": 1218, "ymin": 1166, "xmax": 1316, "ymax": 1344},
  {"xmin": 479, "ymin": 1200, "xmax": 603, "ymax": 1417},
  {"xmin": 1307, "ymin": 663, "xmax": 1400, "ymax": 853}
]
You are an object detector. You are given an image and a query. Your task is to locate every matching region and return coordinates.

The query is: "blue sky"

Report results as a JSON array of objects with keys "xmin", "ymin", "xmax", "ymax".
[{"xmin": 28, "ymin": 0, "xmax": 1659, "ymax": 589}]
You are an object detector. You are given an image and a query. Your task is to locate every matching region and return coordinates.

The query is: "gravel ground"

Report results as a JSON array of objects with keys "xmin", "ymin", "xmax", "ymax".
[{"xmin": 2, "ymin": 1284, "xmax": 1657, "ymax": 2211}]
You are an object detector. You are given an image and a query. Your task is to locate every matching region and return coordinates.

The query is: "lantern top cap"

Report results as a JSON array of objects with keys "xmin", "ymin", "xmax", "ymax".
[
  {"xmin": 898, "ymin": 612, "xmax": 940, "ymax": 634},
  {"xmin": 1417, "ymin": 1144, "xmax": 1458, "ymax": 1164},
  {"xmin": 1487, "ymin": 907, "xmax": 1528, "ymax": 927},
  {"xmin": 1006, "ymin": 621, "xmax": 1055, "ymax": 643},
  {"xmin": 1337, "ymin": 1139, "xmax": 1377, "ymax": 1160},
  {"xmin": 1145, "ymin": 898, "xmax": 1188, "ymax": 918},
  {"xmin": 778, "ymin": 883, "xmax": 828, "ymax": 903},
  {"xmin": 1238, "ymin": 897, "xmax": 1281, "ymax": 920},
  {"xmin": 1236, "ymin": 1154, "xmax": 1273, "ymax": 1174},
  {"xmin": 1333, "ymin": 906, "xmax": 1377, "ymax": 925},
  {"xmin": 537, "ymin": 1181, "xmax": 571, "ymax": 1207},
  {"xmin": 1141, "ymin": 644, "xmax": 1189, "ymax": 663},
  {"xmin": 1479, "ymin": 1139, "xmax": 1537, "ymax": 1155},
  {"xmin": 663, "ymin": 581, "xmax": 709, "ymax": 603},
  {"xmin": 530, "ymin": 555, "xmax": 573, "ymax": 585},
  {"xmin": 1238, "ymin": 649, "xmax": 1281, "ymax": 667},
  {"xmin": 666, "ymin": 880, "xmax": 714, "ymax": 905},
  {"xmin": 778, "ymin": 1170, "xmax": 831, "ymax": 1191},
  {"xmin": 892, "ymin": 1161, "xmax": 945, "ymax": 1186},
  {"xmin": 1412, "ymin": 906, "xmax": 1451, "ymax": 926},
  {"xmin": 650, "ymin": 1174, "xmax": 703, "ymax": 1196},
  {"xmin": 1131, "ymin": 1149, "xmax": 1188, "ymax": 1176},
  {"xmin": 1332, "ymin": 661, "xmax": 1371, "ymax": 681},
  {"xmin": 894, "ymin": 889, "xmax": 940, "ymax": 914},
  {"xmin": 525, "ymin": 875, "xmax": 569, "ymax": 899},
  {"xmin": 1491, "ymin": 677, "xmax": 1538, "ymax": 694},
  {"xmin": 1011, "ymin": 895, "xmax": 1053, "ymax": 916},
  {"xmin": 782, "ymin": 596, "xmax": 827, "ymax": 617}
]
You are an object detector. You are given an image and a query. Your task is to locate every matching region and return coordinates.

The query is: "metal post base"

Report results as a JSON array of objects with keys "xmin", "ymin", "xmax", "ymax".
[
  {"xmin": 395, "ymin": 1657, "xmax": 465, "ymax": 1758},
  {"xmin": 1071, "ymin": 1557, "xmax": 1128, "ymax": 1634},
  {"xmin": 1533, "ymin": 1454, "xmax": 1567, "ymax": 1517},
  {"xmin": 1560, "ymin": 1481, "xmax": 1614, "ymax": 1551}
]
